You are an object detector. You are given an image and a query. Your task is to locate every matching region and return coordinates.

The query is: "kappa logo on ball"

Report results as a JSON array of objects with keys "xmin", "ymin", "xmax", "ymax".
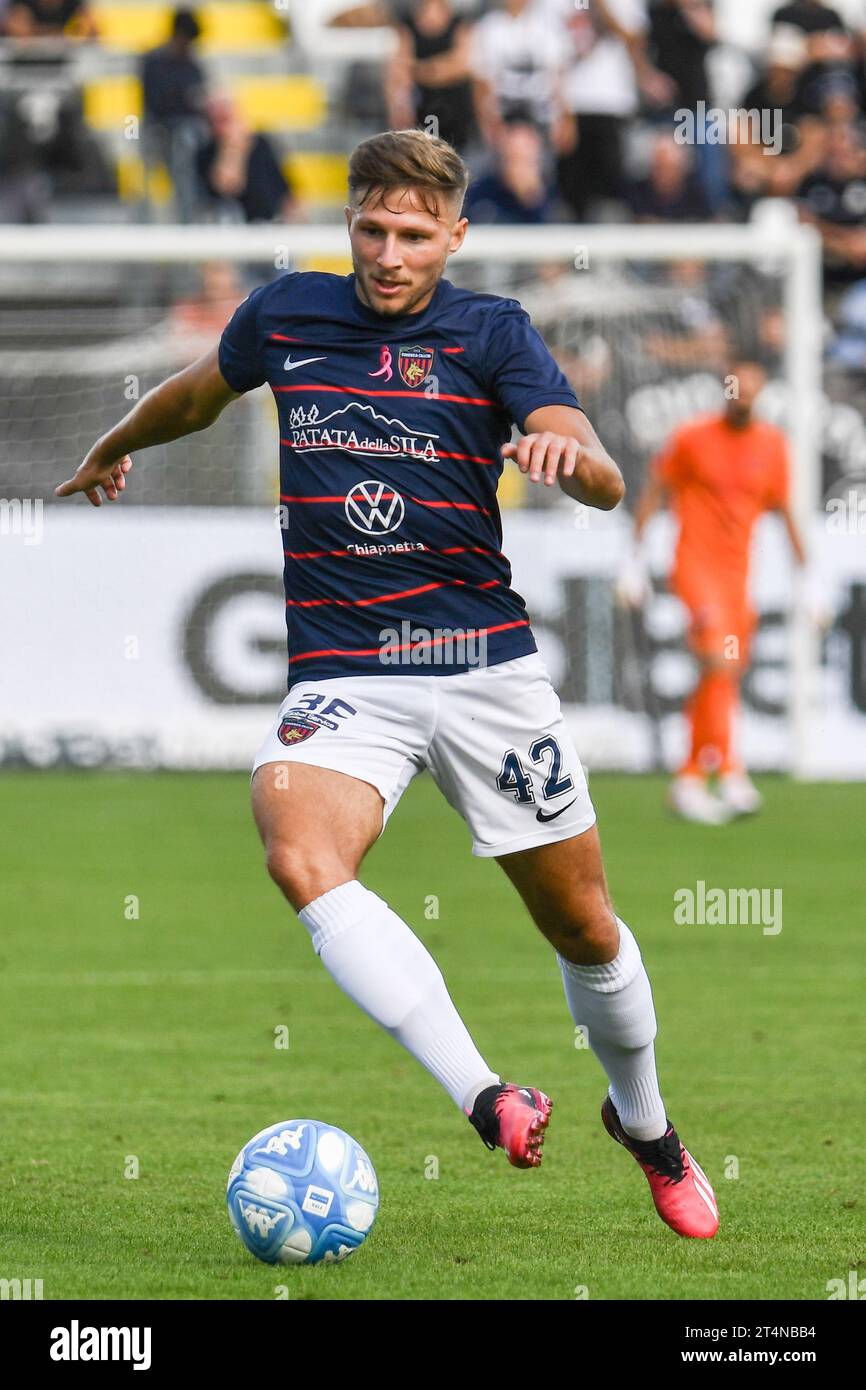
[
  {"xmin": 278, "ymin": 715, "xmax": 319, "ymax": 746},
  {"xmin": 345, "ymin": 480, "xmax": 405, "ymax": 535},
  {"xmin": 398, "ymin": 345, "xmax": 434, "ymax": 388}
]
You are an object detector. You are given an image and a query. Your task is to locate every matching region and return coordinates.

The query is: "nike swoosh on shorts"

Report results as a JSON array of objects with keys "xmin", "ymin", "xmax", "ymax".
[{"xmin": 535, "ymin": 799, "xmax": 577, "ymax": 823}]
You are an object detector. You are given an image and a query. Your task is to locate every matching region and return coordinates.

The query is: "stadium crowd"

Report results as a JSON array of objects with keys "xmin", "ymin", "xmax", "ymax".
[{"xmin": 2, "ymin": 0, "xmax": 865, "ymax": 362}]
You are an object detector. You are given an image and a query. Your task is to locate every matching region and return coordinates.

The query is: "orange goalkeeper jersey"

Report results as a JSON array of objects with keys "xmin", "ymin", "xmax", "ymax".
[{"xmin": 651, "ymin": 413, "xmax": 791, "ymax": 591}]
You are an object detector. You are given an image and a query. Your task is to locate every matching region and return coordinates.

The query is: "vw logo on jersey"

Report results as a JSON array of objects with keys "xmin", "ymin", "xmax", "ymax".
[
  {"xmin": 398, "ymin": 345, "xmax": 435, "ymax": 389},
  {"xmin": 344, "ymin": 480, "xmax": 405, "ymax": 535}
]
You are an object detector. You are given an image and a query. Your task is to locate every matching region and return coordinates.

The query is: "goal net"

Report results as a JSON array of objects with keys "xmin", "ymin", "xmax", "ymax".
[{"xmin": 1, "ymin": 217, "xmax": 857, "ymax": 778}]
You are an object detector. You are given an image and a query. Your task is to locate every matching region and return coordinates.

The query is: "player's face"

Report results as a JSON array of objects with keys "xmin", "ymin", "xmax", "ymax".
[
  {"xmin": 345, "ymin": 186, "xmax": 467, "ymax": 318},
  {"xmin": 727, "ymin": 363, "xmax": 766, "ymax": 423}
]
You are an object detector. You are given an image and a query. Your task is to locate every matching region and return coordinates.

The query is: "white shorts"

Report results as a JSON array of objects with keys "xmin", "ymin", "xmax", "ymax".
[{"xmin": 251, "ymin": 652, "xmax": 596, "ymax": 858}]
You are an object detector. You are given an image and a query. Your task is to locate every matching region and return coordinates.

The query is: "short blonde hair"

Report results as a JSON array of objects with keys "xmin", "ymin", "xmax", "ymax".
[{"xmin": 348, "ymin": 129, "xmax": 469, "ymax": 219}]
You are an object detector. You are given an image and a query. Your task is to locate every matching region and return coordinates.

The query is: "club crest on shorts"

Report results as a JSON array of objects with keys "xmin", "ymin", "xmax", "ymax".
[
  {"xmin": 398, "ymin": 345, "xmax": 434, "ymax": 388},
  {"xmin": 278, "ymin": 714, "xmax": 319, "ymax": 746}
]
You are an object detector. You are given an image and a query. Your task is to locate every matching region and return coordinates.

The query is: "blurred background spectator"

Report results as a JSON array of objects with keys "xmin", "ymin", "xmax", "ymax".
[
  {"xmin": 464, "ymin": 117, "xmax": 556, "ymax": 222},
  {"xmin": 167, "ymin": 260, "xmax": 247, "ymax": 358},
  {"xmin": 3, "ymin": 0, "xmax": 95, "ymax": 38},
  {"xmin": 471, "ymin": 0, "xmax": 571, "ymax": 151},
  {"xmin": 141, "ymin": 8, "xmax": 205, "ymax": 221},
  {"xmin": 195, "ymin": 93, "xmax": 296, "ymax": 223},
  {"xmin": 386, "ymin": 0, "xmax": 475, "ymax": 150},
  {"xmin": 798, "ymin": 119, "xmax": 866, "ymax": 292},
  {"xmin": 646, "ymin": 0, "xmax": 725, "ymax": 212},
  {"xmin": 538, "ymin": 0, "xmax": 671, "ymax": 220},
  {"xmin": 627, "ymin": 130, "xmax": 711, "ymax": 219}
]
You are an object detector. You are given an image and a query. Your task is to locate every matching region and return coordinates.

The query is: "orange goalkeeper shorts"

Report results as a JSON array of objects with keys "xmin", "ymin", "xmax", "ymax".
[{"xmin": 672, "ymin": 571, "xmax": 755, "ymax": 665}]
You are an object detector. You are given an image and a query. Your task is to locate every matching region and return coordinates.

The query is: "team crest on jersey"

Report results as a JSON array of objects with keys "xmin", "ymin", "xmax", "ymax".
[
  {"xmin": 278, "ymin": 714, "xmax": 319, "ymax": 746},
  {"xmin": 398, "ymin": 345, "xmax": 435, "ymax": 388}
]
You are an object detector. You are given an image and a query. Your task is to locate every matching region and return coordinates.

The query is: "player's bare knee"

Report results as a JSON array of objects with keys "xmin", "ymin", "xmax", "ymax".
[
  {"xmin": 264, "ymin": 838, "xmax": 354, "ymax": 913},
  {"xmin": 552, "ymin": 888, "xmax": 619, "ymax": 962}
]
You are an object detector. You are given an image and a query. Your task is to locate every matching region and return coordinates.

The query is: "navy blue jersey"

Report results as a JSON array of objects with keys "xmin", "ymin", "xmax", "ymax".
[{"xmin": 218, "ymin": 271, "xmax": 580, "ymax": 684}]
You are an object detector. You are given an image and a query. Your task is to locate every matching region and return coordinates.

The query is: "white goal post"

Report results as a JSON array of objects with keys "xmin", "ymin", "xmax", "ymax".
[{"xmin": 0, "ymin": 216, "xmax": 832, "ymax": 777}]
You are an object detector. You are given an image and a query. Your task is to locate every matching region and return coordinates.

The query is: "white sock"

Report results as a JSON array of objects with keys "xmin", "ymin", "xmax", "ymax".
[
  {"xmin": 558, "ymin": 918, "xmax": 667, "ymax": 1141},
  {"xmin": 298, "ymin": 880, "xmax": 499, "ymax": 1112}
]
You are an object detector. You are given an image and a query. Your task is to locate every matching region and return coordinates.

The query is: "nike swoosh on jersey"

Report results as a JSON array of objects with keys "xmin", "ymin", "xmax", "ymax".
[
  {"xmin": 535, "ymin": 799, "xmax": 577, "ymax": 823},
  {"xmin": 284, "ymin": 354, "xmax": 326, "ymax": 371}
]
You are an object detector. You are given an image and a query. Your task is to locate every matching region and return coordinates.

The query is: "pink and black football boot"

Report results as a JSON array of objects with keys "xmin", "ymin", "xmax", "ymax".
[
  {"xmin": 467, "ymin": 1083, "xmax": 553, "ymax": 1169},
  {"xmin": 602, "ymin": 1095, "xmax": 719, "ymax": 1238}
]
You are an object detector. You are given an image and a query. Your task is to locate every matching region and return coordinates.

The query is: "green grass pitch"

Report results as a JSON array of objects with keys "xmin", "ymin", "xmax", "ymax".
[{"xmin": 0, "ymin": 771, "xmax": 862, "ymax": 1301}]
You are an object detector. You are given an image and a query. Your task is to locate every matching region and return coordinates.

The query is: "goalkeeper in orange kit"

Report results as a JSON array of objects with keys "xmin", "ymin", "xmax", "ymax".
[{"xmin": 621, "ymin": 357, "xmax": 807, "ymax": 824}]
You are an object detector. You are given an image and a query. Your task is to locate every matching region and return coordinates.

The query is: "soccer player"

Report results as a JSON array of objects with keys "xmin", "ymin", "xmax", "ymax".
[
  {"xmin": 56, "ymin": 130, "xmax": 719, "ymax": 1239},
  {"xmin": 624, "ymin": 357, "xmax": 807, "ymax": 823}
]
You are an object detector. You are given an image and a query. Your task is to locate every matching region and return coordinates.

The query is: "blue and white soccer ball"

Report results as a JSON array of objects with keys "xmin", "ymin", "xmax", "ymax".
[{"xmin": 226, "ymin": 1119, "xmax": 379, "ymax": 1265}]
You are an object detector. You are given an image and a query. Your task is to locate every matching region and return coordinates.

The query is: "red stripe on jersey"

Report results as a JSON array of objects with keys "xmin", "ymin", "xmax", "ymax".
[
  {"xmin": 286, "ymin": 578, "xmax": 503, "ymax": 609},
  {"xmin": 442, "ymin": 346, "xmax": 465, "ymax": 354},
  {"xmin": 283, "ymin": 544, "xmax": 505, "ymax": 560},
  {"xmin": 437, "ymin": 450, "xmax": 497, "ymax": 466},
  {"xmin": 291, "ymin": 619, "xmax": 530, "ymax": 663},
  {"xmin": 269, "ymin": 334, "xmax": 305, "ymax": 342},
  {"xmin": 412, "ymin": 497, "xmax": 490, "ymax": 514},
  {"xmin": 279, "ymin": 492, "xmax": 489, "ymax": 514},
  {"xmin": 274, "ymin": 384, "xmax": 494, "ymax": 405},
  {"xmin": 280, "ymin": 492, "xmax": 396, "ymax": 503}
]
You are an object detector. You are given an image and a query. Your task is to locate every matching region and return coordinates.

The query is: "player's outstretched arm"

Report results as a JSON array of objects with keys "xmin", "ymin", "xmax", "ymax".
[
  {"xmin": 775, "ymin": 500, "xmax": 807, "ymax": 568},
  {"xmin": 502, "ymin": 405, "xmax": 625, "ymax": 510},
  {"xmin": 55, "ymin": 347, "xmax": 240, "ymax": 507}
]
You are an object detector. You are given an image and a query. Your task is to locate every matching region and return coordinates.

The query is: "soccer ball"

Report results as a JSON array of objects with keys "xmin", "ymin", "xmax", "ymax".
[{"xmin": 226, "ymin": 1119, "xmax": 379, "ymax": 1265}]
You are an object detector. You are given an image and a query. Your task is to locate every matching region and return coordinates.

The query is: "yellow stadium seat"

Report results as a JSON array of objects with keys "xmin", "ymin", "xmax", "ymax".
[
  {"xmin": 231, "ymin": 75, "xmax": 325, "ymax": 132},
  {"xmin": 116, "ymin": 153, "xmax": 145, "ymax": 200},
  {"xmin": 297, "ymin": 254, "xmax": 353, "ymax": 274},
  {"xmin": 497, "ymin": 465, "xmax": 526, "ymax": 510},
  {"xmin": 93, "ymin": 5, "xmax": 172, "ymax": 52},
  {"xmin": 284, "ymin": 151, "xmax": 348, "ymax": 205},
  {"xmin": 84, "ymin": 75, "xmax": 143, "ymax": 130},
  {"xmin": 196, "ymin": 2, "xmax": 286, "ymax": 49},
  {"xmin": 93, "ymin": 3, "xmax": 285, "ymax": 54},
  {"xmin": 116, "ymin": 154, "xmax": 173, "ymax": 205}
]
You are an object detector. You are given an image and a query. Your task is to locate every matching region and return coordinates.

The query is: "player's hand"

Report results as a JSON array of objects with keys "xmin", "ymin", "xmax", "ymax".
[
  {"xmin": 615, "ymin": 550, "xmax": 650, "ymax": 610},
  {"xmin": 502, "ymin": 432, "xmax": 584, "ymax": 487},
  {"xmin": 55, "ymin": 449, "xmax": 133, "ymax": 507}
]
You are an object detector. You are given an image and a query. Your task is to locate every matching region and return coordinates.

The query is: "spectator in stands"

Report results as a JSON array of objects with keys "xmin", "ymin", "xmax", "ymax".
[
  {"xmin": 142, "ymin": 10, "xmax": 205, "ymax": 128},
  {"xmin": 0, "ymin": 90, "xmax": 49, "ymax": 221},
  {"xmin": 730, "ymin": 26, "xmax": 825, "ymax": 207},
  {"xmin": 828, "ymin": 277, "xmax": 866, "ymax": 368},
  {"xmin": 627, "ymin": 132, "xmax": 710, "ymax": 220},
  {"xmin": 648, "ymin": 0, "xmax": 715, "ymax": 112},
  {"xmin": 646, "ymin": 1, "xmax": 725, "ymax": 212},
  {"xmin": 772, "ymin": 0, "xmax": 846, "ymax": 38},
  {"xmin": 141, "ymin": 9, "xmax": 206, "ymax": 221},
  {"xmin": 3, "ymin": 0, "xmax": 95, "ymax": 38},
  {"xmin": 798, "ymin": 121, "xmax": 866, "ymax": 290},
  {"xmin": 538, "ymin": 0, "xmax": 673, "ymax": 221},
  {"xmin": 643, "ymin": 261, "xmax": 729, "ymax": 368},
  {"xmin": 168, "ymin": 261, "xmax": 247, "ymax": 360},
  {"xmin": 471, "ymin": 0, "xmax": 573, "ymax": 153},
  {"xmin": 330, "ymin": 2, "xmax": 392, "ymax": 22},
  {"xmin": 386, "ymin": 0, "xmax": 476, "ymax": 150},
  {"xmin": 465, "ymin": 119, "xmax": 556, "ymax": 223},
  {"xmin": 196, "ymin": 94, "xmax": 297, "ymax": 224}
]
